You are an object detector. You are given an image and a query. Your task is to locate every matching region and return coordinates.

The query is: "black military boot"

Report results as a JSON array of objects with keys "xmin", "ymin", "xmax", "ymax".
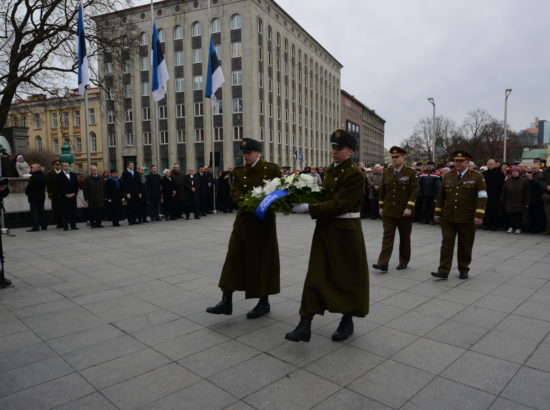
[
  {"xmin": 285, "ymin": 316, "xmax": 312, "ymax": 342},
  {"xmin": 431, "ymin": 271, "xmax": 449, "ymax": 280},
  {"xmin": 459, "ymin": 271, "xmax": 469, "ymax": 280},
  {"xmin": 372, "ymin": 264, "xmax": 388, "ymax": 273},
  {"xmin": 206, "ymin": 290, "xmax": 233, "ymax": 315},
  {"xmin": 332, "ymin": 314, "xmax": 354, "ymax": 341},
  {"xmin": 247, "ymin": 295, "xmax": 270, "ymax": 319}
]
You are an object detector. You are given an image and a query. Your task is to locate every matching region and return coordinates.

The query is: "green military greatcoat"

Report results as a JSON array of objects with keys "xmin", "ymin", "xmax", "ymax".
[
  {"xmin": 299, "ymin": 158, "xmax": 370, "ymax": 318},
  {"xmin": 219, "ymin": 159, "xmax": 282, "ymax": 299}
]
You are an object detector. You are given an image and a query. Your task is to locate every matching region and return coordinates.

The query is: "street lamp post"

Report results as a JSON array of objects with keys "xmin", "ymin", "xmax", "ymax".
[
  {"xmin": 503, "ymin": 89, "xmax": 512, "ymax": 163},
  {"xmin": 427, "ymin": 97, "xmax": 435, "ymax": 162}
]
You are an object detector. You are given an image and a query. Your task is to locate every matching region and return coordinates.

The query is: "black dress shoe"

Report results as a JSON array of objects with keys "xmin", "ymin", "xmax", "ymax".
[
  {"xmin": 396, "ymin": 264, "xmax": 408, "ymax": 270},
  {"xmin": 285, "ymin": 316, "xmax": 312, "ymax": 342},
  {"xmin": 63, "ymin": 227, "xmax": 69, "ymax": 231},
  {"xmin": 71, "ymin": 227, "xmax": 79, "ymax": 230},
  {"xmin": 194, "ymin": 216, "xmax": 200, "ymax": 219},
  {"xmin": 27, "ymin": 228, "xmax": 39, "ymax": 232},
  {"xmin": 247, "ymin": 300, "xmax": 270, "ymax": 319},
  {"xmin": 431, "ymin": 271, "xmax": 449, "ymax": 279},
  {"xmin": 459, "ymin": 271, "xmax": 469, "ymax": 280},
  {"xmin": 0, "ymin": 278, "xmax": 13, "ymax": 288},
  {"xmin": 96, "ymin": 225, "xmax": 104, "ymax": 228},
  {"xmin": 206, "ymin": 291, "xmax": 233, "ymax": 315},
  {"xmin": 41, "ymin": 227, "xmax": 47, "ymax": 231},
  {"xmin": 332, "ymin": 315, "xmax": 354, "ymax": 342},
  {"xmin": 372, "ymin": 264, "xmax": 388, "ymax": 272}
]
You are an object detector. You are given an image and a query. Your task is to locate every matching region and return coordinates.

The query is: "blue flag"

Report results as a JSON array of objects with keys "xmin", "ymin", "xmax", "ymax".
[
  {"xmin": 205, "ymin": 39, "xmax": 225, "ymax": 110},
  {"xmin": 151, "ymin": 22, "xmax": 169, "ymax": 102}
]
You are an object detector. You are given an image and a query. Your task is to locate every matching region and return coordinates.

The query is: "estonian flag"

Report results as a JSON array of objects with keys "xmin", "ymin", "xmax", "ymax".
[
  {"xmin": 151, "ymin": 22, "xmax": 169, "ymax": 102},
  {"xmin": 205, "ymin": 39, "xmax": 225, "ymax": 110},
  {"xmin": 77, "ymin": 4, "xmax": 90, "ymax": 96}
]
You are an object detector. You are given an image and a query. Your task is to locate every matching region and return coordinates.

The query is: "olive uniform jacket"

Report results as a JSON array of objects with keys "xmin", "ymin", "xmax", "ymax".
[
  {"xmin": 379, "ymin": 166, "xmax": 419, "ymax": 218},
  {"xmin": 435, "ymin": 170, "xmax": 487, "ymax": 222},
  {"xmin": 300, "ymin": 158, "xmax": 369, "ymax": 317},
  {"xmin": 219, "ymin": 159, "xmax": 282, "ymax": 299}
]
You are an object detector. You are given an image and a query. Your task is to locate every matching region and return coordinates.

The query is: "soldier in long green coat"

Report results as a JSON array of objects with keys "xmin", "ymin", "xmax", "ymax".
[
  {"xmin": 432, "ymin": 150, "xmax": 487, "ymax": 280},
  {"xmin": 285, "ymin": 130, "xmax": 369, "ymax": 343},
  {"xmin": 206, "ymin": 138, "xmax": 283, "ymax": 319}
]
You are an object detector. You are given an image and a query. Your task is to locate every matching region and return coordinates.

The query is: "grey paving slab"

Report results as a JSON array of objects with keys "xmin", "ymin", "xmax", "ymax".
[
  {"xmin": 46, "ymin": 324, "xmax": 125, "ymax": 355},
  {"xmin": 386, "ymin": 310, "xmax": 446, "ymax": 336},
  {"xmin": 488, "ymin": 397, "xmax": 536, "ymax": 410},
  {"xmin": 53, "ymin": 393, "xmax": 118, "ymax": 410},
  {"xmin": 526, "ymin": 342, "xmax": 550, "ymax": 373},
  {"xmin": 350, "ymin": 325, "xmax": 418, "ymax": 357},
  {"xmin": 425, "ymin": 319, "xmax": 489, "ymax": 349},
  {"xmin": 501, "ymin": 366, "xmax": 550, "ymax": 409},
  {"xmin": 0, "ymin": 342, "xmax": 57, "ymax": 373},
  {"xmin": 471, "ymin": 329, "xmax": 539, "ymax": 364},
  {"xmin": 392, "ymin": 337, "xmax": 465, "ymax": 374},
  {"xmin": 313, "ymin": 389, "xmax": 393, "ymax": 410}
]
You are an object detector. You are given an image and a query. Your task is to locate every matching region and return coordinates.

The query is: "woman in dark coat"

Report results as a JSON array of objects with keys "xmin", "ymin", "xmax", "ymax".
[
  {"xmin": 105, "ymin": 169, "xmax": 122, "ymax": 226},
  {"xmin": 160, "ymin": 169, "xmax": 177, "ymax": 220},
  {"xmin": 217, "ymin": 168, "xmax": 234, "ymax": 213},
  {"xmin": 500, "ymin": 167, "xmax": 529, "ymax": 234}
]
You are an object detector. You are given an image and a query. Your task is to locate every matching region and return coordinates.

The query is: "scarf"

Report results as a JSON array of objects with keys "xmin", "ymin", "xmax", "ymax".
[{"xmin": 109, "ymin": 176, "xmax": 120, "ymax": 189}]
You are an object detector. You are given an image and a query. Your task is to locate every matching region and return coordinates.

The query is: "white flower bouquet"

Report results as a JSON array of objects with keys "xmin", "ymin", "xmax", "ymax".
[{"xmin": 241, "ymin": 173, "xmax": 323, "ymax": 219}]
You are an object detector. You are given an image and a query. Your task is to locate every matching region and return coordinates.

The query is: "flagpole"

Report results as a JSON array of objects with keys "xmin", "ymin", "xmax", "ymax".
[
  {"xmin": 84, "ymin": 88, "xmax": 91, "ymax": 173},
  {"xmin": 208, "ymin": 0, "xmax": 217, "ymax": 214},
  {"xmin": 79, "ymin": 0, "xmax": 91, "ymax": 174},
  {"xmin": 151, "ymin": 0, "xmax": 161, "ymax": 169}
]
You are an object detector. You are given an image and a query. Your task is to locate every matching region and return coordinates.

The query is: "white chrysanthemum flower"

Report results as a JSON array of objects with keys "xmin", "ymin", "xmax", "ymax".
[
  {"xmin": 263, "ymin": 177, "xmax": 281, "ymax": 194},
  {"xmin": 251, "ymin": 186, "xmax": 265, "ymax": 198},
  {"xmin": 311, "ymin": 185, "xmax": 321, "ymax": 192},
  {"xmin": 298, "ymin": 174, "xmax": 314, "ymax": 186}
]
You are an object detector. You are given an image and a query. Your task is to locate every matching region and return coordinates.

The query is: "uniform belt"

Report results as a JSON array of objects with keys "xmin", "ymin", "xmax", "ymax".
[{"xmin": 336, "ymin": 212, "xmax": 360, "ymax": 219}]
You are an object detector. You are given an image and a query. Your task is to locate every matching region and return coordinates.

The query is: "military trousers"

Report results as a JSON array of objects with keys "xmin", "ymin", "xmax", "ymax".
[
  {"xmin": 377, "ymin": 215, "xmax": 412, "ymax": 266},
  {"xmin": 438, "ymin": 219, "xmax": 475, "ymax": 274}
]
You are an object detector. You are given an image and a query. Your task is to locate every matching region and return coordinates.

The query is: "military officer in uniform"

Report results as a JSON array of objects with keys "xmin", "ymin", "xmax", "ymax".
[
  {"xmin": 285, "ymin": 130, "xmax": 369, "ymax": 343},
  {"xmin": 206, "ymin": 138, "xmax": 283, "ymax": 319},
  {"xmin": 431, "ymin": 150, "xmax": 487, "ymax": 280},
  {"xmin": 372, "ymin": 147, "xmax": 418, "ymax": 273}
]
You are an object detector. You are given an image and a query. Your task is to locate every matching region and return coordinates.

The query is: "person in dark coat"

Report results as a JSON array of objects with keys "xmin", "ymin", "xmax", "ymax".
[
  {"xmin": 46, "ymin": 160, "xmax": 62, "ymax": 228},
  {"xmin": 83, "ymin": 165, "xmax": 105, "ymax": 228},
  {"xmin": 196, "ymin": 166, "xmax": 210, "ymax": 216},
  {"xmin": 419, "ymin": 161, "xmax": 440, "ymax": 224},
  {"xmin": 146, "ymin": 165, "xmax": 162, "ymax": 221},
  {"xmin": 160, "ymin": 169, "xmax": 177, "ymax": 220},
  {"xmin": 526, "ymin": 165, "xmax": 545, "ymax": 234},
  {"xmin": 206, "ymin": 138, "xmax": 282, "ymax": 320},
  {"xmin": 56, "ymin": 162, "xmax": 79, "ymax": 231},
  {"xmin": 500, "ymin": 167, "xmax": 529, "ymax": 234},
  {"xmin": 105, "ymin": 169, "xmax": 122, "ymax": 226},
  {"xmin": 25, "ymin": 163, "xmax": 47, "ymax": 232},
  {"xmin": 483, "ymin": 159, "xmax": 505, "ymax": 231},
  {"xmin": 183, "ymin": 168, "xmax": 200, "ymax": 219},
  {"xmin": 217, "ymin": 167, "xmax": 234, "ymax": 213},
  {"xmin": 206, "ymin": 166, "xmax": 215, "ymax": 213},
  {"xmin": 136, "ymin": 166, "xmax": 149, "ymax": 223},
  {"xmin": 367, "ymin": 164, "xmax": 383, "ymax": 220},
  {"xmin": 540, "ymin": 165, "xmax": 550, "ymax": 235},
  {"xmin": 285, "ymin": 130, "xmax": 369, "ymax": 343},
  {"xmin": 171, "ymin": 163, "xmax": 185, "ymax": 218},
  {"xmin": 121, "ymin": 161, "xmax": 141, "ymax": 225}
]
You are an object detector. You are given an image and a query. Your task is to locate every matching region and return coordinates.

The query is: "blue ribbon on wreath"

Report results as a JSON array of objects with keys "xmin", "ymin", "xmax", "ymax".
[{"xmin": 255, "ymin": 189, "xmax": 288, "ymax": 220}]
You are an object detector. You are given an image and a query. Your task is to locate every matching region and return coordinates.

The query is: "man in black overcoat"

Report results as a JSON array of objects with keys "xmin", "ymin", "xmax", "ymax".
[
  {"xmin": 56, "ymin": 162, "xmax": 80, "ymax": 231},
  {"xmin": 25, "ymin": 163, "xmax": 47, "ymax": 231}
]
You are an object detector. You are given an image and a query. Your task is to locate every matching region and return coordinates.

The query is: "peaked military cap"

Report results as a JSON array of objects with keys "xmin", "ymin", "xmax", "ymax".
[
  {"xmin": 389, "ymin": 146, "xmax": 407, "ymax": 157},
  {"xmin": 240, "ymin": 138, "xmax": 262, "ymax": 152},
  {"xmin": 330, "ymin": 129, "xmax": 357, "ymax": 150},
  {"xmin": 52, "ymin": 160, "xmax": 61, "ymax": 165},
  {"xmin": 452, "ymin": 150, "xmax": 472, "ymax": 161}
]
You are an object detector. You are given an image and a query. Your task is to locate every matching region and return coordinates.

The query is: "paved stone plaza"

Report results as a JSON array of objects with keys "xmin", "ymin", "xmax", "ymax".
[{"xmin": 0, "ymin": 214, "xmax": 549, "ymax": 409}]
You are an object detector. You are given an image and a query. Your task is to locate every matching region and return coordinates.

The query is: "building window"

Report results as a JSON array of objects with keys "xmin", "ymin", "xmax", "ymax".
[
  {"xmin": 173, "ymin": 25, "xmax": 182, "ymax": 40},
  {"xmin": 158, "ymin": 105, "xmax": 167, "ymax": 119},
  {"xmin": 278, "ymin": 130, "xmax": 281, "ymax": 143},
  {"xmin": 33, "ymin": 113, "xmax": 41, "ymax": 129},
  {"xmin": 232, "ymin": 98, "xmax": 243, "ymax": 113},
  {"xmin": 107, "ymin": 88, "xmax": 114, "ymax": 100},
  {"xmin": 109, "ymin": 133, "xmax": 116, "ymax": 147},
  {"xmin": 257, "ymin": 18, "xmax": 263, "ymax": 33},
  {"xmin": 215, "ymin": 44, "xmax": 222, "ymax": 59},
  {"xmin": 175, "ymin": 77, "xmax": 184, "ymax": 92},
  {"xmin": 232, "ymin": 70, "xmax": 242, "ymax": 85},
  {"xmin": 259, "ymin": 127, "xmax": 264, "ymax": 141},
  {"xmin": 125, "ymin": 109, "xmax": 132, "ymax": 122},
  {"xmin": 269, "ymin": 103, "xmax": 273, "ymax": 117},
  {"xmin": 124, "ymin": 84, "xmax": 132, "ymax": 98},
  {"xmin": 108, "ymin": 110, "xmax": 115, "ymax": 123},
  {"xmin": 177, "ymin": 129, "xmax": 185, "ymax": 143},
  {"xmin": 193, "ymin": 75, "xmax": 202, "ymax": 90},
  {"xmin": 192, "ymin": 49, "xmax": 202, "ymax": 63},
  {"xmin": 191, "ymin": 22, "xmax": 201, "ymax": 37},
  {"xmin": 158, "ymin": 29, "xmax": 165, "ymax": 43},
  {"xmin": 268, "ymin": 51, "xmax": 272, "ymax": 66},
  {"xmin": 123, "ymin": 60, "xmax": 131, "ymax": 74},
  {"xmin": 160, "ymin": 131, "xmax": 168, "ymax": 145},
  {"xmin": 269, "ymin": 129, "xmax": 274, "ymax": 143},
  {"xmin": 50, "ymin": 112, "xmax": 58, "ymax": 128},
  {"xmin": 140, "ymin": 56, "xmax": 148, "ymax": 71},
  {"xmin": 141, "ymin": 82, "xmax": 149, "ymax": 96},
  {"xmin": 125, "ymin": 132, "xmax": 134, "ymax": 146},
  {"xmin": 258, "ymin": 73, "xmax": 264, "ymax": 88},
  {"xmin": 194, "ymin": 128, "xmax": 204, "ymax": 142},
  {"xmin": 35, "ymin": 136, "xmax": 42, "ymax": 151},
  {"xmin": 258, "ymin": 45, "xmax": 263, "ymax": 61},
  {"xmin": 213, "ymin": 100, "xmax": 223, "ymax": 115},
  {"xmin": 259, "ymin": 100, "xmax": 264, "ymax": 115},
  {"xmin": 90, "ymin": 132, "xmax": 97, "ymax": 152},
  {"xmin": 211, "ymin": 18, "xmax": 220, "ymax": 33},
  {"xmin": 214, "ymin": 127, "xmax": 223, "ymax": 141},
  {"xmin": 61, "ymin": 111, "xmax": 69, "ymax": 127},
  {"xmin": 175, "ymin": 51, "xmax": 184, "ymax": 66},
  {"xmin": 142, "ymin": 107, "xmax": 150, "ymax": 121},
  {"xmin": 230, "ymin": 14, "xmax": 241, "ymax": 30},
  {"xmin": 105, "ymin": 62, "xmax": 113, "ymax": 74},
  {"xmin": 233, "ymin": 126, "xmax": 243, "ymax": 141},
  {"xmin": 143, "ymin": 132, "xmax": 151, "ymax": 145},
  {"xmin": 74, "ymin": 138, "xmax": 81, "ymax": 153},
  {"xmin": 176, "ymin": 104, "xmax": 184, "ymax": 118},
  {"xmin": 231, "ymin": 42, "xmax": 242, "ymax": 58},
  {"xmin": 52, "ymin": 138, "xmax": 59, "ymax": 153},
  {"xmin": 139, "ymin": 32, "xmax": 148, "ymax": 46},
  {"xmin": 194, "ymin": 102, "xmax": 203, "ymax": 117}
]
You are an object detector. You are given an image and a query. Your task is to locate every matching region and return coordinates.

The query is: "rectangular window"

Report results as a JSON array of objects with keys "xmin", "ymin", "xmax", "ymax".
[
  {"xmin": 192, "ymin": 49, "xmax": 202, "ymax": 63},
  {"xmin": 75, "ymin": 138, "xmax": 82, "ymax": 153},
  {"xmin": 269, "ymin": 103, "xmax": 273, "ymax": 118},
  {"xmin": 175, "ymin": 51, "xmax": 184, "ymax": 66},
  {"xmin": 214, "ymin": 127, "xmax": 223, "ymax": 141},
  {"xmin": 213, "ymin": 100, "xmax": 223, "ymax": 115},
  {"xmin": 124, "ymin": 84, "xmax": 132, "ymax": 98},
  {"xmin": 258, "ymin": 45, "xmax": 263, "ymax": 61},
  {"xmin": 108, "ymin": 133, "xmax": 116, "ymax": 147},
  {"xmin": 232, "ymin": 71, "xmax": 242, "ymax": 85},
  {"xmin": 50, "ymin": 112, "xmax": 58, "ymax": 128},
  {"xmin": 232, "ymin": 98, "xmax": 243, "ymax": 113},
  {"xmin": 160, "ymin": 131, "xmax": 168, "ymax": 145},
  {"xmin": 143, "ymin": 132, "xmax": 151, "ymax": 145},
  {"xmin": 268, "ymin": 51, "xmax": 272, "ymax": 66},
  {"xmin": 61, "ymin": 112, "xmax": 69, "ymax": 127},
  {"xmin": 108, "ymin": 110, "xmax": 115, "ymax": 124},
  {"xmin": 192, "ymin": 75, "xmax": 202, "ymax": 91},
  {"xmin": 158, "ymin": 105, "xmax": 167, "ymax": 119},
  {"xmin": 231, "ymin": 42, "xmax": 242, "ymax": 58},
  {"xmin": 123, "ymin": 60, "xmax": 130, "ymax": 74},
  {"xmin": 140, "ymin": 56, "xmax": 148, "ymax": 71},
  {"xmin": 233, "ymin": 126, "xmax": 243, "ymax": 141},
  {"xmin": 258, "ymin": 73, "xmax": 263, "ymax": 88},
  {"xmin": 176, "ymin": 129, "xmax": 185, "ymax": 143},
  {"xmin": 175, "ymin": 77, "xmax": 184, "ymax": 92},
  {"xmin": 269, "ymin": 129, "xmax": 274, "ymax": 143},
  {"xmin": 90, "ymin": 134, "xmax": 97, "ymax": 153},
  {"xmin": 74, "ymin": 110, "xmax": 81, "ymax": 126},
  {"xmin": 52, "ymin": 138, "xmax": 59, "ymax": 153},
  {"xmin": 176, "ymin": 104, "xmax": 184, "ymax": 118},
  {"xmin": 33, "ymin": 113, "xmax": 41, "ymax": 129},
  {"xmin": 125, "ymin": 132, "xmax": 134, "ymax": 146},
  {"xmin": 259, "ymin": 100, "xmax": 264, "ymax": 115},
  {"xmin": 125, "ymin": 109, "xmax": 132, "ymax": 122},
  {"xmin": 141, "ymin": 82, "xmax": 149, "ymax": 96},
  {"xmin": 194, "ymin": 128, "xmax": 204, "ymax": 142},
  {"xmin": 142, "ymin": 107, "xmax": 150, "ymax": 121},
  {"xmin": 259, "ymin": 127, "xmax": 264, "ymax": 141},
  {"xmin": 278, "ymin": 130, "xmax": 281, "ymax": 144},
  {"xmin": 194, "ymin": 102, "xmax": 203, "ymax": 117},
  {"xmin": 215, "ymin": 44, "xmax": 222, "ymax": 60},
  {"xmin": 105, "ymin": 62, "xmax": 113, "ymax": 74},
  {"xmin": 107, "ymin": 88, "xmax": 114, "ymax": 100}
]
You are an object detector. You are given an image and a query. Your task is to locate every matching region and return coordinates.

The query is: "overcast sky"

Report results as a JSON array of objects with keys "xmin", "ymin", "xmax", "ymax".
[{"xmin": 274, "ymin": 0, "xmax": 550, "ymax": 146}]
